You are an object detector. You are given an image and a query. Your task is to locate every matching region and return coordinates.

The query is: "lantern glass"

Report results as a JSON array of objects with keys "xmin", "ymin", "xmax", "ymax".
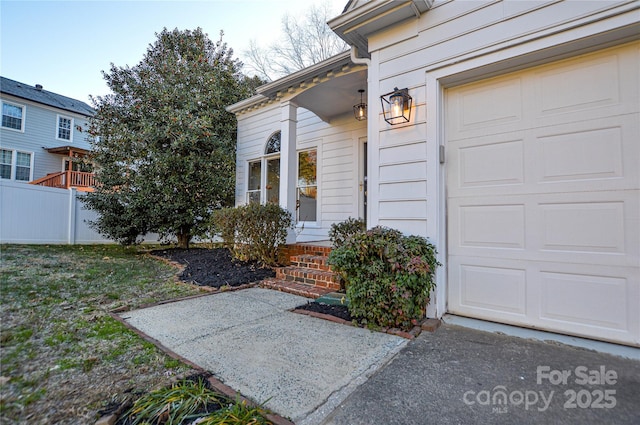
[
  {"xmin": 381, "ymin": 87, "xmax": 412, "ymax": 125},
  {"xmin": 353, "ymin": 89, "xmax": 367, "ymax": 121}
]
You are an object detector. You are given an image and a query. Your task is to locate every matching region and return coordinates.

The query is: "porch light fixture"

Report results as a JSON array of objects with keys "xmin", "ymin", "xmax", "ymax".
[
  {"xmin": 381, "ymin": 87, "xmax": 412, "ymax": 125},
  {"xmin": 353, "ymin": 89, "xmax": 367, "ymax": 121}
]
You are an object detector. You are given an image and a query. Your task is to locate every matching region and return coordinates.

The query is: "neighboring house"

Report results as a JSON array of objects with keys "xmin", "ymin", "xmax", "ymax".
[
  {"xmin": 228, "ymin": 0, "xmax": 639, "ymax": 347},
  {"xmin": 0, "ymin": 76, "xmax": 95, "ymax": 191}
]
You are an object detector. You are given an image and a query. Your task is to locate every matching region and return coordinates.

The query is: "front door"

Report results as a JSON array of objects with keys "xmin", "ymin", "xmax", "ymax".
[{"xmin": 359, "ymin": 139, "xmax": 368, "ymax": 224}]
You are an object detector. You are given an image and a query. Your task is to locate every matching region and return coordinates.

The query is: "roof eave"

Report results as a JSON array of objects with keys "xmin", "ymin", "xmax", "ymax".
[
  {"xmin": 328, "ymin": 0, "xmax": 434, "ymax": 57},
  {"xmin": 256, "ymin": 50, "xmax": 352, "ymax": 98},
  {"xmin": 226, "ymin": 51, "xmax": 356, "ymax": 116}
]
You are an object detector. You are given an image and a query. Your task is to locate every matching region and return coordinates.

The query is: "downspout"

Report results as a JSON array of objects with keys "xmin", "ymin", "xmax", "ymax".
[{"xmin": 350, "ymin": 46, "xmax": 370, "ymax": 66}]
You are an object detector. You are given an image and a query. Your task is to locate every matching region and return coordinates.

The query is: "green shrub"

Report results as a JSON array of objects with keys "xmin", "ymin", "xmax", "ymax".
[
  {"xmin": 328, "ymin": 217, "xmax": 366, "ymax": 248},
  {"xmin": 212, "ymin": 203, "xmax": 293, "ymax": 267},
  {"xmin": 328, "ymin": 226, "xmax": 440, "ymax": 330}
]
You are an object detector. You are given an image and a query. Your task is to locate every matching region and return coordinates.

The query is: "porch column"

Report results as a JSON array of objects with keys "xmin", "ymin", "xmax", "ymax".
[{"xmin": 279, "ymin": 101, "xmax": 298, "ymax": 244}]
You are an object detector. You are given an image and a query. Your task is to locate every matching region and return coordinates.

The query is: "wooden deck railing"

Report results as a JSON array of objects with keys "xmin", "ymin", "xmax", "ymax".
[{"xmin": 30, "ymin": 171, "xmax": 95, "ymax": 192}]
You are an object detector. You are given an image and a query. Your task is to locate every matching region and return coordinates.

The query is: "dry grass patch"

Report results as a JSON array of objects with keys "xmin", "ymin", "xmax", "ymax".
[{"xmin": 0, "ymin": 244, "xmax": 204, "ymax": 424}]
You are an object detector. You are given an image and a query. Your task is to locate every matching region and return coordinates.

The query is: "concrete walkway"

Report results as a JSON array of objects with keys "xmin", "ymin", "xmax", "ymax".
[
  {"xmin": 119, "ymin": 288, "xmax": 406, "ymax": 423},
  {"xmin": 120, "ymin": 287, "xmax": 640, "ymax": 425}
]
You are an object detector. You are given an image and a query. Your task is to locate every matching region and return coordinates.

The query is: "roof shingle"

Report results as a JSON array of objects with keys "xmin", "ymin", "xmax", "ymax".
[{"xmin": 0, "ymin": 76, "xmax": 94, "ymax": 117}]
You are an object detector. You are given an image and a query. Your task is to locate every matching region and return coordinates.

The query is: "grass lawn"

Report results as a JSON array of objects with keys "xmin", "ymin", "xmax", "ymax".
[{"xmin": 0, "ymin": 244, "xmax": 204, "ymax": 424}]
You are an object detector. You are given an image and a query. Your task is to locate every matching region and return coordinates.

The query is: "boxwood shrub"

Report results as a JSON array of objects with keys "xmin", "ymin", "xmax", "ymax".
[
  {"xmin": 328, "ymin": 225, "xmax": 440, "ymax": 330},
  {"xmin": 212, "ymin": 203, "xmax": 293, "ymax": 267}
]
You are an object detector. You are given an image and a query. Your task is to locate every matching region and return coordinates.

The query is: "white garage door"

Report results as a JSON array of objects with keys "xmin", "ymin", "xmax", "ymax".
[{"xmin": 446, "ymin": 42, "xmax": 640, "ymax": 346}]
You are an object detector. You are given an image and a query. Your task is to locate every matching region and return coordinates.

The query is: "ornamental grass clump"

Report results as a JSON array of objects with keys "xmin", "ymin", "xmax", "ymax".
[
  {"xmin": 328, "ymin": 225, "xmax": 440, "ymax": 330},
  {"xmin": 124, "ymin": 377, "xmax": 223, "ymax": 424}
]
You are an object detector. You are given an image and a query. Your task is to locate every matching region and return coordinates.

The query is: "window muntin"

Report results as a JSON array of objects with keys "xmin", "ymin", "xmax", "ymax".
[
  {"xmin": 265, "ymin": 131, "xmax": 281, "ymax": 154},
  {"xmin": 247, "ymin": 160, "xmax": 261, "ymax": 204},
  {"xmin": 15, "ymin": 152, "xmax": 32, "ymax": 181},
  {"xmin": 57, "ymin": 115, "xmax": 73, "ymax": 141},
  {"xmin": 297, "ymin": 149, "xmax": 317, "ymax": 222},
  {"xmin": 0, "ymin": 149, "xmax": 12, "ymax": 179},
  {"xmin": 2, "ymin": 102, "xmax": 24, "ymax": 131}
]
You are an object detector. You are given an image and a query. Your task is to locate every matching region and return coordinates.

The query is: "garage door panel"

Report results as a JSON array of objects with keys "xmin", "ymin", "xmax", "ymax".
[
  {"xmin": 457, "ymin": 204, "xmax": 525, "ymax": 249},
  {"xmin": 449, "ymin": 191, "xmax": 637, "ymax": 268},
  {"xmin": 446, "ymin": 43, "xmax": 639, "ymax": 346},
  {"xmin": 539, "ymin": 201, "xmax": 625, "ymax": 254},
  {"xmin": 532, "ymin": 114, "xmax": 639, "ymax": 191},
  {"xmin": 458, "ymin": 139, "xmax": 524, "ymax": 188},
  {"xmin": 539, "ymin": 271, "xmax": 629, "ymax": 331},
  {"xmin": 448, "ymin": 258, "xmax": 528, "ymax": 319},
  {"xmin": 535, "ymin": 53, "xmax": 620, "ymax": 116},
  {"xmin": 532, "ymin": 48, "xmax": 640, "ymax": 128},
  {"xmin": 537, "ymin": 126, "xmax": 623, "ymax": 182}
]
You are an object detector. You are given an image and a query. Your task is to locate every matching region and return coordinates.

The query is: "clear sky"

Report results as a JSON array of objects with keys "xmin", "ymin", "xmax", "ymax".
[{"xmin": 0, "ymin": 0, "xmax": 347, "ymax": 104}]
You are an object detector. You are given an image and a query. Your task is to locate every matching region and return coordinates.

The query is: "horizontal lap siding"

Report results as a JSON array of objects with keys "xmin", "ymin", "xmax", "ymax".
[
  {"xmin": 367, "ymin": 0, "xmax": 632, "ymax": 238},
  {"xmin": 307, "ymin": 114, "xmax": 364, "ymax": 237},
  {"xmin": 1, "ymin": 97, "xmax": 91, "ymax": 180},
  {"xmin": 235, "ymin": 106, "xmax": 365, "ymax": 240},
  {"xmin": 235, "ymin": 106, "xmax": 281, "ymax": 206}
]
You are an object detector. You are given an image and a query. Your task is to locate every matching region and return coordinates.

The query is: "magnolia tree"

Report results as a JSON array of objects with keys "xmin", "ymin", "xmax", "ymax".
[{"xmin": 84, "ymin": 28, "xmax": 263, "ymax": 248}]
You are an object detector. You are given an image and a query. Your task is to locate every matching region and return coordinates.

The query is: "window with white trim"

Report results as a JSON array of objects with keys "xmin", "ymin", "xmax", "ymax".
[
  {"xmin": 0, "ymin": 149, "xmax": 12, "ymax": 179},
  {"xmin": 0, "ymin": 149, "xmax": 33, "ymax": 181},
  {"xmin": 247, "ymin": 160, "xmax": 261, "ymax": 204},
  {"xmin": 1, "ymin": 101, "xmax": 25, "ymax": 131},
  {"xmin": 297, "ymin": 149, "xmax": 317, "ymax": 222},
  {"xmin": 246, "ymin": 131, "xmax": 282, "ymax": 205},
  {"xmin": 57, "ymin": 115, "xmax": 73, "ymax": 141}
]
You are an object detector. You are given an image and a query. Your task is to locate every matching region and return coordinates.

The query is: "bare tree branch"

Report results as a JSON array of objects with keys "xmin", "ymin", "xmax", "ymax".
[{"xmin": 243, "ymin": 2, "xmax": 347, "ymax": 81}]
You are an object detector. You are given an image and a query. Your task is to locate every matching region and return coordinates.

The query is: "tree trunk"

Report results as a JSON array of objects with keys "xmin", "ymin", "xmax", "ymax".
[{"xmin": 177, "ymin": 232, "xmax": 190, "ymax": 249}]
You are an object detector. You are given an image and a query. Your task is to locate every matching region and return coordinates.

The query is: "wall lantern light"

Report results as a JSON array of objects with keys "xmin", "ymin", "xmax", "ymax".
[
  {"xmin": 381, "ymin": 87, "xmax": 412, "ymax": 125},
  {"xmin": 353, "ymin": 89, "xmax": 367, "ymax": 121}
]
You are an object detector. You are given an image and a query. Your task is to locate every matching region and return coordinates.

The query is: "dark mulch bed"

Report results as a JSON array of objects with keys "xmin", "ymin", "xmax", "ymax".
[
  {"xmin": 152, "ymin": 247, "xmax": 275, "ymax": 288},
  {"xmin": 152, "ymin": 247, "xmax": 350, "ymax": 322},
  {"xmin": 296, "ymin": 301, "xmax": 353, "ymax": 322}
]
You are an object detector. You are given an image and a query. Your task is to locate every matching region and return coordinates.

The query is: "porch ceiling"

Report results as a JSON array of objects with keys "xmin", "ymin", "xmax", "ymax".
[{"xmin": 291, "ymin": 69, "xmax": 367, "ymax": 122}]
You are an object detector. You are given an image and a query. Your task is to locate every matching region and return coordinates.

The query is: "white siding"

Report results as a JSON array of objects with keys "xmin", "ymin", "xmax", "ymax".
[
  {"xmin": 1, "ymin": 95, "xmax": 91, "ymax": 180},
  {"xmin": 365, "ymin": 0, "xmax": 637, "ymax": 242},
  {"xmin": 235, "ymin": 105, "xmax": 366, "ymax": 241}
]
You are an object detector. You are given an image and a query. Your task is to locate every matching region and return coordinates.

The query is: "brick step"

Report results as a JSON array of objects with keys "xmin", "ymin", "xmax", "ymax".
[
  {"xmin": 275, "ymin": 266, "xmax": 341, "ymax": 291},
  {"xmin": 259, "ymin": 278, "xmax": 332, "ymax": 299},
  {"xmin": 290, "ymin": 254, "xmax": 333, "ymax": 272},
  {"xmin": 282, "ymin": 244, "xmax": 333, "ymax": 259}
]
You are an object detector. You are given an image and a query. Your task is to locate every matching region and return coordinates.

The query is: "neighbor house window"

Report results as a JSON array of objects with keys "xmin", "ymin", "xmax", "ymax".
[
  {"xmin": 0, "ymin": 149, "xmax": 32, "ymax": 181},
  {"xmin": 2, "ymin": 101, "xmax": 25, "ymax": 131},
  {"xmin": 247, "ymin": 160, "xmax": 261, "ymax": 204},
  {"xmin": 15, "ymin": 152, "xmax": 32, "ymax": 181},
  {"xmin": 297, "ymin": 149, "xmax": 317, "ymax": 222},
  {"xmin": 0, "ymin": 149, "xmax": 12, "ymax": 179},
  {"xmin": 57, "ymin": 115, "xmax": 73, "ymax": 141}
]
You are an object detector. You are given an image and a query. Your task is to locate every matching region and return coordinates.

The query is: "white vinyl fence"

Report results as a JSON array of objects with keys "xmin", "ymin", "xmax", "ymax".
[{"xmin": 0, "ymin": 180, "xmax": 160, "ymax": 244}]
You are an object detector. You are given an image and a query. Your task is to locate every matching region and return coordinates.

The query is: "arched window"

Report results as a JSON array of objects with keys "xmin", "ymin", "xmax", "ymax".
[
  {"xmin": 247, "ymin": 131, "xmax": 281, "ymax": 205},
  {"xmin": 265, "ymin": 131, "xmax": 281, "ymax": 154}
]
